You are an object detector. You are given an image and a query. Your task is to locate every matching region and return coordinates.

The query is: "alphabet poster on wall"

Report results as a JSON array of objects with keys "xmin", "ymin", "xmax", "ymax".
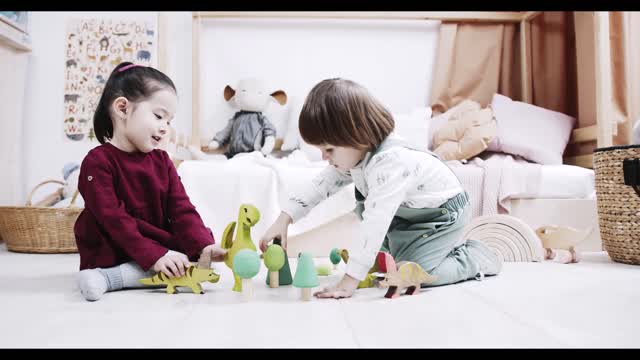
[{"xmin": 63, "ymin": 19, "xmax": 156, "ymax": 142}]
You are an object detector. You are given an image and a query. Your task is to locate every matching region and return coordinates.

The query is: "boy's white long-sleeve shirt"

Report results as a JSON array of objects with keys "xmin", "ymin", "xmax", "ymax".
[{"xmin": 282, "ymin": 143, "xmax": 463, "ymax": 281}]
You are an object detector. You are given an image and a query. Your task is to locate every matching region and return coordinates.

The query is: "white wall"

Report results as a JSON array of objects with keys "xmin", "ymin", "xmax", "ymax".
[
  {"xmin": 22, "ymin": 12, "xmax": 158, "ymax": 203},
  {"xmin": 21, "ymin": 13, "xmax": 440, "ymax": 203},
  {"xmin": 198, "ymin": 18, "xmax": 440, "ymax": 144}
]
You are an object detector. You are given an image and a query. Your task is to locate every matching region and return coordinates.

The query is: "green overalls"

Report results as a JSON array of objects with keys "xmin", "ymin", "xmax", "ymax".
[{"xmin": 354, "ymin": 137, "xmax": 482, "ymax": 287}]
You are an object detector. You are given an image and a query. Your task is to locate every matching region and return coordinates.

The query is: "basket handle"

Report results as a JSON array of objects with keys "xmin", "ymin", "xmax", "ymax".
[
  {"xmin": 68, "ymin": 189, "xmax": 80, "ymax": 208},
  {"xmin": 26, "ymin": 180, "xmax": 66, "ymax": 207},
  {"xmin": 623, "ymin": 159, "xmax": 640, "ymax": 197}
]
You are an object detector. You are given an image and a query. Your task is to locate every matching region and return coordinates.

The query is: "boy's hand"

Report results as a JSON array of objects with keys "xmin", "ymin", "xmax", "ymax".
[
  {"xmin": 152, "ymin": 250, "xmax": 191, "ymax": 278},
  {"xmin": 202, "ymin": 244, "xmax": 227, "ymax": 262},
  {"xmin": 314, "ymin": 274, "xmax": 360, "ymax": 299},
  {"xmin": 259, "ymin": 212, "xmax": 292, "ymax": 252}
]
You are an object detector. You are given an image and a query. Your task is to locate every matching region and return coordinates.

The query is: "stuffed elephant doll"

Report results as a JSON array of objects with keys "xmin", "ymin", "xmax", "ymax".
[{"xmin": 209, "ymin": 78, "xmax": 287, "ymax": 158}]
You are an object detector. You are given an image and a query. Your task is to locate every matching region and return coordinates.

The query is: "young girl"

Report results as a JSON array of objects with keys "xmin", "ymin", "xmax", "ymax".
[
  {"xmin": 259, "ymin": 78, "xmax": 502, "ymax": 299},
  {"xmin": 75, "ymin": 62, "xmax": 227, "ymax": 301}
]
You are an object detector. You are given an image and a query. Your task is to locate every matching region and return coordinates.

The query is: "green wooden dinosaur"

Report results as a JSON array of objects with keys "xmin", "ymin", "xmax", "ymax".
[
  {"xmin": 139, "ymin": 265, "xmax": 221, "ymax": 294},
  {"xmin": 222, "ymin": 204, "xmax": 260, "ymax": 292}
]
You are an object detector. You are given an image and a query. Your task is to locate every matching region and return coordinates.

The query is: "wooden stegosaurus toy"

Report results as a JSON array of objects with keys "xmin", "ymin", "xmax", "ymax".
[
  {"xmin": 139, "ymin": 249, "xmax": 221, "ymax": 294},
  {"xmin": 375, "ymin": 252, "xmax": 438, "ymax": 299}
]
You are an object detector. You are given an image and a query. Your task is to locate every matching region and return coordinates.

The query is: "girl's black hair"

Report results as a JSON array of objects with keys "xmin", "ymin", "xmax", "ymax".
[{"xmin": 93, "ymin": 62, "xmax": 176, "ymax": 144}]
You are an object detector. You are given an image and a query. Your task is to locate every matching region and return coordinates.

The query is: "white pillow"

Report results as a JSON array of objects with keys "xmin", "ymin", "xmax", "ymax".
[
  {"xmin": 392, "ymin": 107, "xmax": 432, "ymax": 150},
  {"xmin": 489, "ymin": 93, "xmax": 576, "ymax": 165}
]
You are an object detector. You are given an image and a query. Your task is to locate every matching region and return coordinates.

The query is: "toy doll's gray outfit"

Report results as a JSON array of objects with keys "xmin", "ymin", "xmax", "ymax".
[
  {"xmin": 283, "ymin": 134, "xmax": 501, "ymax": 286},
  {"xmin": 213, "ymin": 110, "xmax": 277, "ymax": 158}
]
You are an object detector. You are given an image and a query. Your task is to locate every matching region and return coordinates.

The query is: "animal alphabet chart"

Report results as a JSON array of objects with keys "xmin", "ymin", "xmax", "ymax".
[{"xmin": 63, "ymin": 19, "xmax": 156, "ymax": 142}]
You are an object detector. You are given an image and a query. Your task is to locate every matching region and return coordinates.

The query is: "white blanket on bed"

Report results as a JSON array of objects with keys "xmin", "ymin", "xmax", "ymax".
[
  {"xmin": 447, "ymin": 153, "xmax": 543, "ymax": 217},
  {"xmin": 177, "ymin": 150, "xmax": 356, "ymax": 242}
]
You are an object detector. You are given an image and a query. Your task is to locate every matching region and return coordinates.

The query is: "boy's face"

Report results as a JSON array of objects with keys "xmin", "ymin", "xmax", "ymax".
[
  {"xmin": 120, "ymin": 88, "xmax": 177, "ymax": 153},
  {"xmin": 316, "ymin": 144, "xmax": 367, "ymax": 172}
]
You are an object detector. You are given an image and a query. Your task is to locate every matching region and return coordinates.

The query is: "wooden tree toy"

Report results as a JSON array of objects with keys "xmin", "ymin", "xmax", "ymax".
[
  {"xmin": 138, "ymin": 249, "xmax": 221, "ymax": 294},
  {"xmin": 293, "ymin": 252, "xmax": 319, "ymax": 301},
  {"xmin": 263, "ymin": 244, "xmax": 285, "ymax": 288},
  {"xmin": 265, "ymin": 237, "xmax": 293, "ymax": 286},
  {"xmin": 232, "ymin": 249, "xmax": 261, "ymax": 300},
  {"xmin": 221, "ymin": 203, "xmax": 260, "ymax": 292},
  {"xmin": 315, "ymin": 264, "xmax": 331, "ymax": 276}
]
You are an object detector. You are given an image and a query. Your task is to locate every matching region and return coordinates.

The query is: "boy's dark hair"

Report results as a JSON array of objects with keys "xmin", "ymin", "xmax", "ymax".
[
  {"xmin": 299, "ymin": 78, "xmax": 394, "ymax": 150},
  {"xmin": 93, "ymin": 62, "xmax": 176, "ymax": 144}
]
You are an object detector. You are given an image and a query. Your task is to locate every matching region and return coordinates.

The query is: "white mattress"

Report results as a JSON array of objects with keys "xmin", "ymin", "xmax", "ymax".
[{"xmin": 534, "ymin": 164, "xmax": 595, "ymax": 199}]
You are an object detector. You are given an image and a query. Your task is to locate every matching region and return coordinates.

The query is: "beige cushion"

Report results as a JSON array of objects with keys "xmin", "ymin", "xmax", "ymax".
[{"xmin": 432, "ymin": 100, "xmax": 497, "ymax": 161}]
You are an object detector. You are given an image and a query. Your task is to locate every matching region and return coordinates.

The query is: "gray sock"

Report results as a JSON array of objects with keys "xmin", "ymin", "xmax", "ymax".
[
  {"xmin": 77, "ymin": 269, "xmax": 109, "ymax": 301},
  {"xmin": 118, "ymin": 262, "xmax": 156, "ymax": 288},
  {"xmin": 78, "ymin": 262, "xmax": 160, "ymax": 301}
]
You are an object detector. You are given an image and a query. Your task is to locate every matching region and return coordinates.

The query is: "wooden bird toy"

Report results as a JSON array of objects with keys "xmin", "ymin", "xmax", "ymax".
[
  {"xmin": 139, "ymin": 250, "xmax": 221, "ymax": 294},
  {"xmin": 222, "ymin": 204, "xmax": 260, "ymax": 292},
  {"xmin": 536, "ymin": 225, "xmax": 593, "ymax": 263}
]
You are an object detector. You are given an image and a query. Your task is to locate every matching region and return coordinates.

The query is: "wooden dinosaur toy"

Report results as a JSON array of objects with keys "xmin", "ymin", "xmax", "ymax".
[
  {"xmin": 379, "ymin": 260, "xmax": 437, "ymax": 299},
  {"xmin": 535, "ymin": 225, "xmax": 593, "ymax": 263},
  {"xmin": 139, "ymin": 251, "xmax": 221, "ymax": 294},
  {"xmin": 222, "ymin": 204, "xmax": 260, "ymax": 292}
]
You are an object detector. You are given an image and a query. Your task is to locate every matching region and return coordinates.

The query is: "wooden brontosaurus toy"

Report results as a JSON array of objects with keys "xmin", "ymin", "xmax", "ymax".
[
  {"xmin": 535, "ymin": 225, "xmax": 593, "ymax": 264},
  {"xmin": 222, "ymin": 204, "xmax": 260, "ymax": 292},
  {"xmin": 139, "ymin": 251, "xmax": 221, "ymax": 294},
  {"xmin": 376, "ymin": 252, "xmax": 437, "ymax": 299}
]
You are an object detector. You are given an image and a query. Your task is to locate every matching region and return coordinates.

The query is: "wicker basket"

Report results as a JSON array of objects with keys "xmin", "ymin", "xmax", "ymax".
[
  {"xmin": 0, "ymin": 180, "xmax": 81, "ymax": 253},
  {"xmin": 593, "ymin": 145, "xmax": 640, "ymax": 265}
]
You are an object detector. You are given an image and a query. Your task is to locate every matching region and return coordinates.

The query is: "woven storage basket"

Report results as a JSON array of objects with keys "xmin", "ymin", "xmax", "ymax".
[
  {"xmin": 593, "ymin": 145, "xmax": 640, "ymax": 265},
  {"xmin": 0, "ymin": 180, "xmax": 81, "ymax": 253}
]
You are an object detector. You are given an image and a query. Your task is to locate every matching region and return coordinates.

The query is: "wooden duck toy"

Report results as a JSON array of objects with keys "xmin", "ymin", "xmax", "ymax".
[{"xmin": 535, "ymin": 225, "xmax": 593, "ymax": 263}]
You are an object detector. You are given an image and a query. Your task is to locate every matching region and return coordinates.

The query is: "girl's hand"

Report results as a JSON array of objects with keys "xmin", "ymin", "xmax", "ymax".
[
  {"xmin": 152, "ymin": 250, "xmax": 191, "ymax": 278},
  {"xmin": 202, "ymin": 244, "xmax": 227, "ymax": 262},
  {"xmin": 314, "ymin": 274, "xmax": 360, "ymax": 299},
  {"xmin": 259, "ymin": 212, "xmax": 292, "ymax": 252}
]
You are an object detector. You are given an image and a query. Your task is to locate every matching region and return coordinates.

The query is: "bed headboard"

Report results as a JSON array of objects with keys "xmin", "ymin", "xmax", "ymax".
[{"xmin": 188, "ymin": 11, "xmax": 616, "ymax": 169}]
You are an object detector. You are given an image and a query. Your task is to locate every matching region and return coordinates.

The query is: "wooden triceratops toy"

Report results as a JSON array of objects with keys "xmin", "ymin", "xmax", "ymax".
[{"xmin": 139, "ymin": 250, "xmax": 221, "ymax": 294}]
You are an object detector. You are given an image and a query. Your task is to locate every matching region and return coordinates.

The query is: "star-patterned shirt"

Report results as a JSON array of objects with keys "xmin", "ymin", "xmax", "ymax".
[{"xmin": 282, "ymin": 135, "xmax": 464, "ymax": 280}]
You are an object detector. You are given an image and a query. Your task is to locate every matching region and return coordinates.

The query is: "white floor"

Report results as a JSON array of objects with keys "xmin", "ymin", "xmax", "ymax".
[{"xmin": 0, "ymin": 243, "xmax": 639, "ymax": 348}]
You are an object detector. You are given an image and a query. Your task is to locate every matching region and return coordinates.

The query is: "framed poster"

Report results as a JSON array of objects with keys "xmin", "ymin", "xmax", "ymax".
[{"xmin": 63, "ymin": 19, "xmax": 156, "ymax": 142}]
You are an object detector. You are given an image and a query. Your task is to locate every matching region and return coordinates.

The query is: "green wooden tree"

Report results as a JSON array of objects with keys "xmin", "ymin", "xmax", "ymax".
[
  {"xmin": 233, "ymin": 249, "xmax": 261, "ymax": 300},
  {"xmin": 263, "ymin": 244, "xmax": 285, "ymax": 288},
  {"xmin": 265, "ymin": 238, "xmax": 293, "ymax": 286},
  {"xmin": 293, "ymin": 252, "xmax": 319, "ymax": 301}
]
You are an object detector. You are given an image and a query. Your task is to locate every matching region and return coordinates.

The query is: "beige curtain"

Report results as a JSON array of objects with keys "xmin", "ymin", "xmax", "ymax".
[
  {"xmin": 610, "ymin": 11, "xmax": 640, "ymax": 145},
  {"xmin": 430, "ymin": 11, "xmax": 639, "ymax": 153},
  {"xmin": 429, "ymin": 22, "xmax": 517, "ymax": 114},
  {"xmin": 430, "ymin": 12, "xmax": 576, "ymax": 118}
]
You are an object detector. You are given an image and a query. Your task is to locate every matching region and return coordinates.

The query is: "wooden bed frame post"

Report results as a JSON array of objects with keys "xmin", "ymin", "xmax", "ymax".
[
  {"xmin": 594, "ymin": 11, "xmax": 613, "ymax": 148},
  {"xmin": 191, "ymin": 12, "xmax": 202, "ymax": 147}
]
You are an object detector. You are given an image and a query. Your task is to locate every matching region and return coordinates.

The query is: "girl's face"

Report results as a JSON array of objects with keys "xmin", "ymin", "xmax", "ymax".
[
  {"xmin": 112, "ymin": 88, "xmax": 177, "ymax": 153},
  {"xmin": 316, "ymin": 144, "xmax": 368, "ymax": 172}
]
